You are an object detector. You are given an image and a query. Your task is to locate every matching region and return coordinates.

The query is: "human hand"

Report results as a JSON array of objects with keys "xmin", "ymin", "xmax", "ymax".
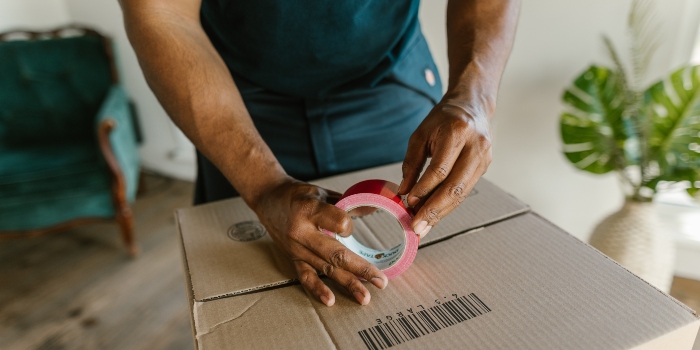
[
  {"xmin": 252, "ymin": 178, "xmax": 388, "ymax": 306},
  {"xmin": 398, "ymin": 101, "xmax": 493, "ymax": 238}
]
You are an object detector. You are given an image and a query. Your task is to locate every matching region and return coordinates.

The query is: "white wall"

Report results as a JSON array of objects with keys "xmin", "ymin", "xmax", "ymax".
[
  {"xmin": 420, "ymin": 0, "xmax": 699, "ymax": 240},
  {"xmin": 0, "ymin": 0, "xmax": 70, "ymax": 32}
]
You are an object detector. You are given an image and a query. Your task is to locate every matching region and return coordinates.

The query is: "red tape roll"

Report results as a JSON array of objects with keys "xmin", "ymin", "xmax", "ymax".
[{"xmin": 323, "ymin": 180, "xmax": 419, "ymax": 279}]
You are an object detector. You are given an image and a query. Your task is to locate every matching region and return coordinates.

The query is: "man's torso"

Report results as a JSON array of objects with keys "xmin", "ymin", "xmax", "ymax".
[{"xmin": 200, "ymin": 0, "xmax": 421, "ymax": 97}]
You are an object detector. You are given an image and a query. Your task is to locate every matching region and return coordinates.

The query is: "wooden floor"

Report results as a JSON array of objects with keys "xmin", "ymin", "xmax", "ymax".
[
  {"xmin": 0, "ymin": 175, "xmax": 195, "ymax": 350},
  {"xmin": 1, "ymin": 174, "xmax": 699, "ymax": 350}
]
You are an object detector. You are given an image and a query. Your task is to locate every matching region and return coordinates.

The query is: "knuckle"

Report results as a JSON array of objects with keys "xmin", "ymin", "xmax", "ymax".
[
  {"xmin": 447, "ymin": 183, "xmax": 467, "ymax": 201},
  {"xmin": 299, "ymin": 199, "xmax": 317, "ymax": 216},
  {"xmin": 429, "ymin": 164, "xmax": 450, "ymax": 180},
  {"xmin": 425, "ymin": 207, "xmax": 441, "ymax": 224},
  {"xmin": 345, "ymin": 279, "xmax": 361, "ymax": 293},
  {"xmin": 321, "ymin": 263, "xmax": 336, "ymax": 278},
  {"xmin": 450, "ymin": 118, "xmax": 470, "ymax": 134},
  {"xmin": 414, "ymin": 185, "xmax": 431, "ymax": 198},
  {"xmin": 476, "ymin": 134, "xmax": 492, "ymax": 150},
  {"xmin": 328, "ymin": 249, "xmax": 350, "ymax": 267},
  {"xmin": 299, "ymin": 270, "xmax": 316, "ymax": 286},
  {"xmin": 357, "ymin": 265, "xmax": 373, "ymax": 280}
]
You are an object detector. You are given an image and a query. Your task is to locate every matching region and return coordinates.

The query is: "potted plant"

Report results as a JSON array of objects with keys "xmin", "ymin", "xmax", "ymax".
[{"xmin": 559, "ymin": 0, "xmax": 700, "ymax": 292}]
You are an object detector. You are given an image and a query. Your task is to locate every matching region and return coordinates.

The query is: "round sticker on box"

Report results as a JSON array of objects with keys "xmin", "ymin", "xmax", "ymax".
[{"xmin": 227, "ymin": 221, "xmax": 267, "ymax": 242}]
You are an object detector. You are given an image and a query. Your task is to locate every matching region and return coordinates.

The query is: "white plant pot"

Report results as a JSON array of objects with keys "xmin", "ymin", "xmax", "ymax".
[{"xmin": 589, "ymin": 200, "xmax": 675, "ymax": 293}]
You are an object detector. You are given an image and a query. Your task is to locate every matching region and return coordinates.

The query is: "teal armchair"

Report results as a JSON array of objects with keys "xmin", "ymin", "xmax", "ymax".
[{"xmin": 0, "ymin": 26, "xmax": 141, "ymax": 255}]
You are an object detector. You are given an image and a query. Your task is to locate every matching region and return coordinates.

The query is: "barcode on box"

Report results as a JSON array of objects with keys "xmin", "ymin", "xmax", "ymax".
[{"xmin": 358, "ymin": 293, "xmax": 491, "ymax": 350}]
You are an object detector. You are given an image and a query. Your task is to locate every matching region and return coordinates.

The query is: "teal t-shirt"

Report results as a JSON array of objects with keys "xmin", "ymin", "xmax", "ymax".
[{"xmin": 201, "ymin": 0, "xmax": 421, "ymax": 98}]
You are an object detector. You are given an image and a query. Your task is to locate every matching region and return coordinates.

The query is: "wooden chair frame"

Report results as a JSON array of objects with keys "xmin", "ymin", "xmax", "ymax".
[{"xmin": 0, "ymin": 25, "xmax": 138, "ymax": 256}]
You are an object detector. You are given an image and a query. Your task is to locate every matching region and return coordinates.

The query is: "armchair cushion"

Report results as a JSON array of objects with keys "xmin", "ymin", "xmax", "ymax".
[
  {"xmin": 0, "ymin": 140, "xmax": 116, "ymax": 230},
  {"xmin": 0, "ymin": 35, "xmax": 112, "ymax": 148}
]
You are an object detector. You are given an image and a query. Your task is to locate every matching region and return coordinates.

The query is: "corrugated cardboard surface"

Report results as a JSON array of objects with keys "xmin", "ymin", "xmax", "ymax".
[
  {"xmin": 191, "ymin": 286, "xmax": 334, "ymax": 349},
  {"xmin": 177, "ymin": 163, "xmax": 528, "ymax": 301},
  {"xmin": 182, "ymin": 213, "xmax": 699, "ymax": 349},
  {"xmin": 176, "ymin": 163, "xmax": 699, "ymax": 349}
]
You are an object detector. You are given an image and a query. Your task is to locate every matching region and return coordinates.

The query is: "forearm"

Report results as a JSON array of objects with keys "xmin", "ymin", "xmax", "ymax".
[
  {"xmin": 119, "ymin": 0, "xmax": 286, "ymax": 208},
  {"xmin": 444, "ymin": 0, "xmax": 520, "ymax": 116}
]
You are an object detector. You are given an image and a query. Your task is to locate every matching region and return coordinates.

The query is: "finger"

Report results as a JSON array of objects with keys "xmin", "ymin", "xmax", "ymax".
[
  {"xmin": 298, "ymin": 231, "xmax": 388, "ymax": 290},
  {"xmin": 325, "ymin": 262, "xmax": 372, "ymax": 306},
  {"xmin": 309, "ymin": 202, "xmax": 353, "ymax": 237},
  {"xmin": 412, "ymin": 186, "xmax": 437, "ymax": 213},
  {"xmin": 295, "ymin": 244, "xmax": 373, "ymax": 306},
  {"xmin": 413, "ymin": 153, "xmax": 484, "ymax": 238},
  {"xmin": 322, "ymin": 188, "xmax": 343, "ymax": 205},
  {"xmin": 293, "ymin": 259, "xmax": 335, "ymax": 306},
  {"xmin": 406, "ymin": 132, "xmax": 466, "ymax": 208},
  {"xmin": 398, "ymin": 132, "xmax": 428, "ymax": 195}
]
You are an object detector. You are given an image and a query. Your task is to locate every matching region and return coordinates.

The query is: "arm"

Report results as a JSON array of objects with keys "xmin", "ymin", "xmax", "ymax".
[
  {"xmin": 119, "ymin": 0, "xmax": 387, "ymax": 306},
  {"xmin": 119, "ymin": 0, "xmax": 281, "ymax": 204},
  {"xmin": 398, "ymin": 0, "xmax": 521, "ymax": 236}
]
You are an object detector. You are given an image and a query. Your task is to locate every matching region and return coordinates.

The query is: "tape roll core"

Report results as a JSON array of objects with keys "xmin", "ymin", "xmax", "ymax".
[{"xmin": 323, "ymin": 180, "xmax": 419, "ymax": 279}]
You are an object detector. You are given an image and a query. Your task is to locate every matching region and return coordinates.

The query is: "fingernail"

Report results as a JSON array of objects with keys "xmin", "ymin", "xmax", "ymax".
[
  {"xmin": 408, "ymin": 196, "xmax": 420, "ymax": 207},
  {"xmin": 414, "ymin": 220, "xmax": 428, "ymax": 236},
  {"xmin": 354, "ymin": 291, "xmax": 369, "ymax": 306},
  {"xmin": 371, "ymin": 276, "xmax": 388, "ymax": 290},
  {"xmin": 419, "ymin": 225, "xmax": 432, "ymax": 238}
]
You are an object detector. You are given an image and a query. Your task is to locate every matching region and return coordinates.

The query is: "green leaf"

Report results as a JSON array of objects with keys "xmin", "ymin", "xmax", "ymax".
[
  {"xmin": 645, "ymin": 65, "xmax": 700, "ymax": 181},
  {"xmin": 560, "ymin": 66, "xmax": 629, "ymax": 174},
  {"xmin": 688, "ymin": 187, "xmax": 699, "ymax": 197}
]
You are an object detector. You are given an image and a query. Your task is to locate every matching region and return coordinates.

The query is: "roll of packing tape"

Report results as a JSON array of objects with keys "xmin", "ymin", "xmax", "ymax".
[{"xmin": 323, "ymin": 180, "xmax": 418, "ymax": 279}]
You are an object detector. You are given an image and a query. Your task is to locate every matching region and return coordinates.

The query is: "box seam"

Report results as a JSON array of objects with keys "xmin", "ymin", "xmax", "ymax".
[
  {"xmin": 175, "ymin": 209, "xmax": 200, "ymax": 350},
  {"xmin": 199, "ymin": 280, "xmax": 299, "ymax": 302},
  {"xmin": 419, "ymin": 206, "xmax": 531, "ymax": 250}
]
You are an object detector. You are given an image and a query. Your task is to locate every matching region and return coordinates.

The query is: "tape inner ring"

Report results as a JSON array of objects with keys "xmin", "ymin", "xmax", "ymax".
[{"xmin": 334, "ymin": 204, "xmax": 407, "ymax": 270}]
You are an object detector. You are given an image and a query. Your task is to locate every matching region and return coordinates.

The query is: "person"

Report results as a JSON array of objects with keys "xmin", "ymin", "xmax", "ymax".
[{"xmin": 119, "ymin": 0, "xmax": 520, "ymax": 307}]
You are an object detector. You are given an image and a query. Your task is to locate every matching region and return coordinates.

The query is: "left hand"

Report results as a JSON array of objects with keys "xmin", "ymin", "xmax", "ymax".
[{"xmin": 397, "ymin": 100, "xmax": 493, "ymax": 238}]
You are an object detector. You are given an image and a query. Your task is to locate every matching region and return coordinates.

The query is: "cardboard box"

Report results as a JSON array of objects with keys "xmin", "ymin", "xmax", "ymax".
[{"xmin": 176, "ymin": 163, "xmax": 700, "ymax": 349}]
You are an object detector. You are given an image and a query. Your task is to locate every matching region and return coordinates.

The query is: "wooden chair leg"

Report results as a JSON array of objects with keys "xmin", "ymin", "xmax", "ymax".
[
  {"xmin": 98, "ymin": 118, "xmax": 139, "ymax": 257},
  {"xmin": 115, "ymin": 202, "xmax": 138, "ymax": 257}
]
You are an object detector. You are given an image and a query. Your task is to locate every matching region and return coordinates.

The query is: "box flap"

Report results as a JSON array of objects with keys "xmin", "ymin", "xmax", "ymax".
[
  {"xmin": 193, "ymin": 285, "xmax": 335, "ymax": 349},
  {"xmin": 309, "ymin": 213, "xmax": 699, "ymax": 349},
  {"xmin": 177, "ymin": 162, "xmax": 528, "ymax": 301},
  {"xmin": 176, "ymin": 205, "xmax": 297, "ymax": 302},
  {"xmin": 193, "ymin": 213, "xmax": 699, "ymax": 349}
]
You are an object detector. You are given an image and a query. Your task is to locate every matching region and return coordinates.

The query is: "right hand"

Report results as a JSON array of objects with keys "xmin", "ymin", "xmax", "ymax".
[{"xmin": 252, "ymin": 177, "xmax": 388, "ymax": 306}]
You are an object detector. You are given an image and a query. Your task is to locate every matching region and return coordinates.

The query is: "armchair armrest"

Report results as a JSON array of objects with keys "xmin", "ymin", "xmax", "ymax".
[{"xmin": 96, "ymin": 85, "xmax": 141, "ymax": 203}]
